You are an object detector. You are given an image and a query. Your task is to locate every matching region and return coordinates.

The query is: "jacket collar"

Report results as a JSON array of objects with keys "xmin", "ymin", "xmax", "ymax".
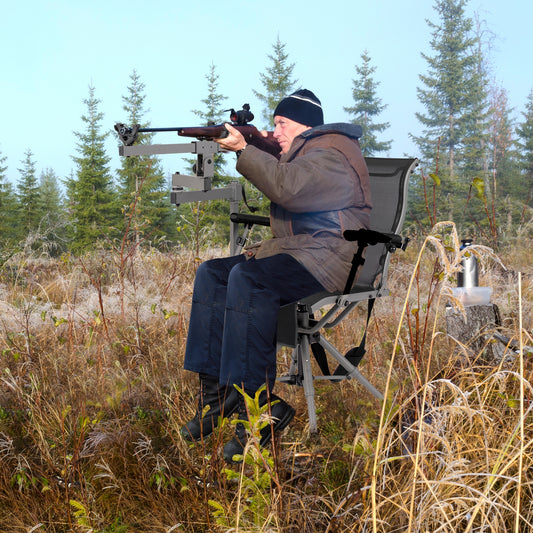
[
  {"xmin": 300, "ymin": 122, "xmax": 362, "ymax": 140},
  {"xmin": 282, "ymin": 122, "xmax": 362, "ymax": 161}
]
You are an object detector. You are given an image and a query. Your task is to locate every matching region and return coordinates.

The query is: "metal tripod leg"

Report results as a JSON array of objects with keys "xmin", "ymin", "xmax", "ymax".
[
  {"xmin": 318, "ymin": 336, "xmax": 383, "ymax": 400},
  {"xmin": 298, "ymin": 333, "xmax": 318, "ymax": 433}
]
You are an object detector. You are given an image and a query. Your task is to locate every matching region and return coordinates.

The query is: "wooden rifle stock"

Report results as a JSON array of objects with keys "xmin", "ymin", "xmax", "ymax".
[{"xmin": 178, "ymin": 125, "xmax": 281, "ymax": 159}]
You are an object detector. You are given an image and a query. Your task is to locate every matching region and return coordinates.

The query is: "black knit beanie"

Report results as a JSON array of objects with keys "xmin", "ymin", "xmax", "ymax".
[{"xmin": 273, "ymin": 89, "xmax": 324, "ymax": 127}]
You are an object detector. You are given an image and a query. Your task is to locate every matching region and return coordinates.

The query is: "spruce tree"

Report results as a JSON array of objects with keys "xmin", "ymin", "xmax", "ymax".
[
  {"xmin": 39, "ymin": 168, "xmax": 67, "ymax": 254},
  {"xmin": 0, "ymin": 150, "xmax": 7, "ymax": 195},
  {"xmin": 487, "ymin": 87, "xmax": 517, "ymax": 196},
  {"xmin": 412, "ymin": 0, "xmax": 485, "ymax": 174},
  {"xmin": 247, "ymin": 37, "xmax": 298, "ymax": 223},
  {"xmin": 191, "ymin": 63, "xmax": 228, "ymax": 186},
  {"xmin": 177, "ymin": 64, "xmax": 234, "ymax": 250},
  {"xmin": 464, "ymin": 86, "xmax": 517, "ymax": 245},
  {"xmin": 192, "ymin": 63, "xmax": 228, "ymax": 125},
  {"xmin": 344, "ymin": 50, "xmax": 392, "ymax": 156},
  {"xmin": 68, "ymin": 85, "xmax": 118, "ymax": 252},
  {"xmin": 253, "ymin": 36, "xmax": 298, "ymax": 128},
  {"xmin": 0, "ymin": 149, "xmax": 19, "ymax": 247},
  {"xmin": 40, "ymin": 168, "xmax": 63, "ymax": 214},
  {"xmin": 460, "ymin": 16, "xmax": 491, "ymax": 181},
  {"xmin": 117, "ymin": 69, "xmax": 176, "ymax": 245},
  {"xmin": 16, "ymin": 149, "xmax": 42, "ymax": 238},
  {"xmin": 516, "ymin": 88, "xmax": 533, "ymax": 220},
  {"xmin": 410, "ymin": 0, "xmax": 488, "ymax": 227}
]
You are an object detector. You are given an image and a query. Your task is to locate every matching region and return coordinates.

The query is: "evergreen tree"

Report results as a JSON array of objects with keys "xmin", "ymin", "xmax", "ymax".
[
  {"xmin": 39, "ymin": 168, "xmax": 67, "ymax": 254},
  {"xmin": 459, "ymin": 16, "xmax": 491, "ymax": 182},
  {"xmin": 487, "ymin": 87, "xmax": 516, "ymax": 196},
  {"xmin": 177, "ymin": 64, "xmax": 235, "ymax": 250},
  {"xmin": 0, "ymin": 149, "xmax": 19, "ymax": 246},
  {"xmin": 117, "ymin": 69, "xmax": 176, "ymax": 245},
  {"xmin": 409, "ymin": 0, "xmax": 488, "ymax": 228},
  {"xmin": 191, "ymin": 63, "xmax": 228, "ymax": 185},
  {"xmin": 39, "ymin": 168, "xmax": 64, "ymax": 215},
  {"xmin": 516, "ymin": 88, "xmax": 533, "ymax": 220},
  {"xmin": 464, "ymin": 86, "xmax": 517, "ymax": 244},
  {"xmin": 67, "ymin": 85, "xmax": 118, "ymax": 252},
  {"xmin": 0, "ymin": 149, "xmax": 7, "ymax": 193},
  {"xmin": 16, "ymin": 149, "xmax": 41, "ymax": 238},
  {"xmin": 246, "ymin": 36, "xmax": 299, "ymax": 224},
  {"xmin": 193, "ymin": 63, "xmax": 228, "ymax": 125},
  {"xmin": 344, "ymin": 50, "xmax": 392, "ymax": 156},
  {"xmin": 412, "ymin": 0, "xmax": 484, "ymax": 176},
  {"xmin": 253, "ymin": 36, "xmax": 298, "ymax": 128}
]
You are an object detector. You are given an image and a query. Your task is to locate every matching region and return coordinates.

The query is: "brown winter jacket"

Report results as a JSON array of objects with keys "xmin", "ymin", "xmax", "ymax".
[{"xmin": 236, "ymin": 123, "xmax": 372, "ymax": 292}]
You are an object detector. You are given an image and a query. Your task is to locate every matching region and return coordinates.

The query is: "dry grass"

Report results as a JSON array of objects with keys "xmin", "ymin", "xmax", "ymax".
[{"xmin": 0, "ymin": 225, "xmax": 532, "ymax": 532}]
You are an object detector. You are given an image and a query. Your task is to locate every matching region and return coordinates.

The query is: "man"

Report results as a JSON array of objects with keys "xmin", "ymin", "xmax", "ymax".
[{"xmin": 181, "ymin": 89, "xmax": 372, "ymax": 462}]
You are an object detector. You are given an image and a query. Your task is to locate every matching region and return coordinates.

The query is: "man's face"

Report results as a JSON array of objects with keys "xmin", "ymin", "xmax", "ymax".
[{"xmin": 273, "ymin": 116, "xmax": 311, "ymax": 154}]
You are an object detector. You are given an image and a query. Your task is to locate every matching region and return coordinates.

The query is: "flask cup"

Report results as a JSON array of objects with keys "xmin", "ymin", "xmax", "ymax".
[{"xmin": 457, "ymin": 239, "xmax": 478, "ymax": 287}]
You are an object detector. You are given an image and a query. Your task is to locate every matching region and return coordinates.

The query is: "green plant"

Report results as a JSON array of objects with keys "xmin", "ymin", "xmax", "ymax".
[{"xmin": 209, "ymin": 385, "xmax": 281, "ymax": 531}]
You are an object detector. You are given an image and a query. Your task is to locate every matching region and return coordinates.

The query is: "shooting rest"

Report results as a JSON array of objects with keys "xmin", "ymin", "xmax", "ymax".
[
  {"xmin": 119, "ymin": 140, "xmax": 244, "ymax": 253},
  {"xmin": 231, "ymin": 157, "xmax": 418, "ymax": 432}
]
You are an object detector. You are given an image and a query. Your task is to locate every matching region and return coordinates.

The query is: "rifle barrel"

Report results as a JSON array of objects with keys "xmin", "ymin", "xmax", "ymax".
[
  {"xmin": 117, "ymin": 123, "xmax": 281, "ymax": 158},
  {"xmin": 138, "ymin": 127, "xmax": 184, "ymax": 133}
]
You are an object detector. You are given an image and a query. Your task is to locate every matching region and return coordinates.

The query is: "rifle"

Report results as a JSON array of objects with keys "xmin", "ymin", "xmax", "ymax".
[{"xmin": 114, "ymin": 104, "xmax": 281, "ymax": 158}]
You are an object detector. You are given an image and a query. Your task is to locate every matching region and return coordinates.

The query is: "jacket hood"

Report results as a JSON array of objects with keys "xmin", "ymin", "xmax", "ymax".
[{"xmin": 301, "ymin": 122, "xmax": 363, "ymax": 140}]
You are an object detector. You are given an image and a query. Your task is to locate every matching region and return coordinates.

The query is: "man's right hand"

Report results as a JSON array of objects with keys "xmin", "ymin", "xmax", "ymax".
[{"xmin": 215, "ymin": 124, "xmax": 247, "ymax": 152}]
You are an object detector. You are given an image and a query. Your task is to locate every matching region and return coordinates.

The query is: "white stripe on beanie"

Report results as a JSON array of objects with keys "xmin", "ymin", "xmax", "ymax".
[{"xmin": 287, "ymin": 94, "xmax": 323, "ymax": 108}]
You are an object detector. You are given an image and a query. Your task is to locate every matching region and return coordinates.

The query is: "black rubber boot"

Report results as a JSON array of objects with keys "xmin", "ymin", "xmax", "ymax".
[
  {"xmin": 223, "ymin": 390, "xmax": 296, "ymax": 463},
  {"xmin": 180, "ymin": 374, "xmax": 240, "ymax": 441}
]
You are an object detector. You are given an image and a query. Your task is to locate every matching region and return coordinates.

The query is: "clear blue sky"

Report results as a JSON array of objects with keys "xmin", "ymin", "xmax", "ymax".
[{"xmin": 1, "ymin": 0, "xmax": 532, "ymax": 183}]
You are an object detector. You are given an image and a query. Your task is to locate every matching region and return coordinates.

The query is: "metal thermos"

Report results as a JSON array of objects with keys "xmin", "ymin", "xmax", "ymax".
[{"xmin": 457, "ymin": 239, "xmax": 478, "ymax": 287}]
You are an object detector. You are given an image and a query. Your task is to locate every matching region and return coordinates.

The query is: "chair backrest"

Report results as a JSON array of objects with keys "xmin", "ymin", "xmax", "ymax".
[
  {"xmin": 277, "ymin": 157, "xmax": 417, "ymax": 347},
  {"xmin": 353, "ymin": 157, "xmax": 417, "ymax": 291}
]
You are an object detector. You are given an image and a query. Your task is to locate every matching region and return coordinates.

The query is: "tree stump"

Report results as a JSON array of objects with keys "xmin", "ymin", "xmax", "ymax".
[{"xmin": 445, "ymin": 303, "xmax": 505, "ymax": 364}]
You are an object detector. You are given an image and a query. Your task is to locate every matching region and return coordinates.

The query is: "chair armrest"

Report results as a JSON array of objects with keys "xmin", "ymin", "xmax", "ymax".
[
  {"xmin": 343, "ymin": 228, "xmax": 409, "ymax": 251},
  {"xmin": 230, "ymin": 213, "xmax": 271, "ymax": 227}
]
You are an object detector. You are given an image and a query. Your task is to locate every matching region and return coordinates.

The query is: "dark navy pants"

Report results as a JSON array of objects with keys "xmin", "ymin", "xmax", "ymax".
[{"xmin": 184, "ymin": 253, "xmax": 325, "ymax": 392}]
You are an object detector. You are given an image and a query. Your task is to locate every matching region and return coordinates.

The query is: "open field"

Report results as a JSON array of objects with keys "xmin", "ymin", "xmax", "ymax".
[{"xmin": 0, "ymin": 226, "xmax": 532, "ymax": 532}]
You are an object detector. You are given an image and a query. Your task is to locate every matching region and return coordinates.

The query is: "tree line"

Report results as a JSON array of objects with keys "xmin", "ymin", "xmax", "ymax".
[{"xmin": 0, "ymin": 0, "xmax": 532, "ymax": 257}]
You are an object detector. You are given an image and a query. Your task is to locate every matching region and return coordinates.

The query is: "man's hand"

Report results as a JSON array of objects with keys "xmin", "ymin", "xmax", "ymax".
[{"xmin": 215, "ymin": 123, "xmax": 247, "ymax": 152}]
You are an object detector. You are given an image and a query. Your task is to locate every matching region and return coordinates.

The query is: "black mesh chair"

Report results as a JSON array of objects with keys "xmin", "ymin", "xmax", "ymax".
[{"xmin": 231, "ymin": 157, "xmax": 418, "ymax": 432}]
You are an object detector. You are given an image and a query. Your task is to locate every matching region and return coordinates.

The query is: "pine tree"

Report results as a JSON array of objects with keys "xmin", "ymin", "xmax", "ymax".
[
  {"xmin": 516, "ymin": 88, "xmax": 533, "ymax": 220},
  {"xmin": 117, "ymin": 69, "xmax": 176, "ymax": 245},
  {"xmin": 344, "ymin": 50, "xmax": 392, "ymax": 156},
  {"xmin": 0, "ymin": 149, "xmax": 19, "ymax": 247},
  {"xmin": 253, "ymin": 36, "xmax": 298, "ymax": 128},
  {"xmin": 67, "ymin": 85, "xmax": 118, "ymax": 252},
  {"xmin": 16, "ymin": 149, "xmax": 42, "ymax": 238}
]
